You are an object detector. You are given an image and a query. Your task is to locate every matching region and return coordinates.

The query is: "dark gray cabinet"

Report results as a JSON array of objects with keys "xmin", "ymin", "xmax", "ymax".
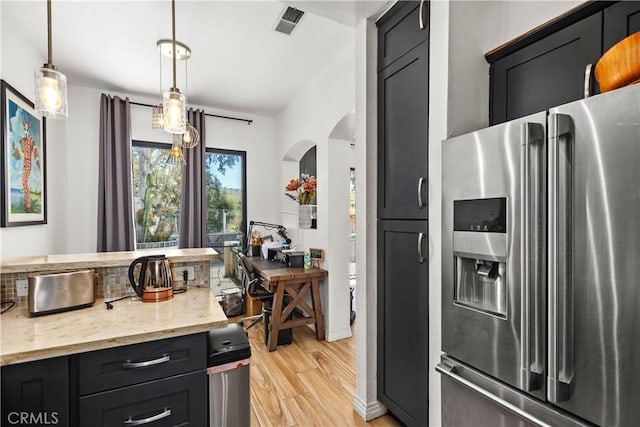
[
  {"xmin": 1, "ymin": 356, "xmax": 69, "ymax": 426},
  {"xmin": 79, "ymin": 371, "xmax": 206, "ymax": 426},
  {"xmin": 78, "ymin": 333, "xmax": 206, "ymax": 395},
  {"xmin": 377, "ymin": 220, "xmax": 429, "ymax": 426},
  {"xmin": 377, "ymin": 2, "xmax": 430, "ymax": 425},
  {"xmin": 603, "ymin": 1, "xmax": 640, "ymax": 51},
  {"xmin": 490, "ymin": 12, "xmax": 602, "ymax": 125},
  {"xmin": 489, "ymin": 1, "xmax": 640, "ymax": 126},
  {"xmin": 77, "ymin": 333, "xmax": 207, "ymax": 426},
  {"xmin": 377, "ymin": 1, "xmax": 429, "ymax": 220},
  {"xmin": 1, "ymin": 333, "xmax": 207, "ymax": 427}
]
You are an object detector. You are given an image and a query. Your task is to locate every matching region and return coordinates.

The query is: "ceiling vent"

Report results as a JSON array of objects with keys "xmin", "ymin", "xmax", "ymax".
[{"xmin": 275, "ymin": 6, "xmax": 305, "ymax": 35}]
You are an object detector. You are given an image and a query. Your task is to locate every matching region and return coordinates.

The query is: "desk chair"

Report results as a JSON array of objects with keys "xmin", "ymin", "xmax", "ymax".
[{"xmin": 237, "ymin": 253, "xmax": 273, "ymax": 331}]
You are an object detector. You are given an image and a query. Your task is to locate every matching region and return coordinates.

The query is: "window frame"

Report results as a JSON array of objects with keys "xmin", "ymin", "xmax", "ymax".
[
  {"xmin": 131, "ymin": 139, "xmax": 181, "ymax": 248},
  {"xmin": 205, "ymin": 147, "xmax": 247, "ymax": 244}
]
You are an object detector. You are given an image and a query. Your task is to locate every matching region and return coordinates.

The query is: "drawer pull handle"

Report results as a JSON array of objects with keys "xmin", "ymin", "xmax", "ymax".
[
  {"xmin": 122, "ymin": 354, "xmax": 170, "ymax": 369},
  {"xmin": 124, "ymin": 408, "xmax": 171, "ymax": 425}
]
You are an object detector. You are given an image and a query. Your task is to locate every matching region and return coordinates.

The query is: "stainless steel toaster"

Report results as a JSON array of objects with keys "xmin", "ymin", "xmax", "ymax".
[{"xmin": 28, "ymin": 269, "xmax": 96, "ymax": 315}]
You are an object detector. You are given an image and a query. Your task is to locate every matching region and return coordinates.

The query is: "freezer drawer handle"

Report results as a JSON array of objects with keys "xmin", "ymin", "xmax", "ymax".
[
  {"xmin": 417, "ymin": 177, "xmax": 425, "ymax": 208},
  {"xmin": 124, "ymin": 408, "xmax": 171, "ymax": 425},
  {"xmin": 122, "ymin": 354, "xmax": 171, "ymax": 369},
  {"xmin": 436, "ymin": 362, "xmax": 552, "ymax": 427}
]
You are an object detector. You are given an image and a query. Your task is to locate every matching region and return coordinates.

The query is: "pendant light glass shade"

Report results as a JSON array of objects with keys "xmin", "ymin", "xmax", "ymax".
[
  {"xmin": 162, "ymin": 90, "xmax": 186, "ymax": 134},
  {"xmin": 180, "ymin": 122, "xmax": 200, "ymax": 148},
  {"xmin": 34, "ymin": 67, "xmax": 68, "ymax": 118},
  {"xmin": 166, "ymin": 139, "xmax": 186, "ymax": 166},
  {"xmin": 151, "ymin": 104, "xmax": 164, "ymax": 129},
  {"xmin": 35, "ymin": 0, "xmax": 68, "ymax": 119}
]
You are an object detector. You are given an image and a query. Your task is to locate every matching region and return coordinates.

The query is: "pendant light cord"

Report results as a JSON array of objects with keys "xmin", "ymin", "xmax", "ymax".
[
  {"xmin": 47, "ymin": 0, "xmax": 53, "ymax": 65},
  {"xmin": 171, "ymin": 0, "xmax": 177, "ymax": 90}
]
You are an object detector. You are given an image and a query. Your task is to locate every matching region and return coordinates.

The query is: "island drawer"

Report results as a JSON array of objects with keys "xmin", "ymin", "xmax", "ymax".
[
  {"xmin": 78, "ymin": 370, "xmax": 206, "ymax": 426},
  {"xmin": 78, "ymin": 333, "xmax": 206, "ymax": 395}
]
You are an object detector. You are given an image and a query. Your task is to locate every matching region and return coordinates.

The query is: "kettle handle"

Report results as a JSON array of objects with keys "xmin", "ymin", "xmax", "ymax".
[{"xmin": 128, "ymin": 256, "xmax": 149, "ymax": 297}]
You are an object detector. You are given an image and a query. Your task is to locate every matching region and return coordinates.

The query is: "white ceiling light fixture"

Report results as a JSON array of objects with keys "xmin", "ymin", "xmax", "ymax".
[
  {"xmin": 34, "ymin": 0, "xmax": 68, "ymax": 119},
  {"xmin": 162, "ymin": 0, "xmax": 186, "ymax": 135}
]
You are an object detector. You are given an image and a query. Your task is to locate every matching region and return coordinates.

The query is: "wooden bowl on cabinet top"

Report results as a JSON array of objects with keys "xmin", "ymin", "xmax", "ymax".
[{"xmin": 595, "ymin": 32, "xmax": 640, "ymax": 93}]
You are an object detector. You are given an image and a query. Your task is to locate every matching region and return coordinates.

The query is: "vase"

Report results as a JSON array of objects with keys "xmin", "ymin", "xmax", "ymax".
[{"xmin": 299, "ymin": 204, "xmax": 313, "ymax": 229}]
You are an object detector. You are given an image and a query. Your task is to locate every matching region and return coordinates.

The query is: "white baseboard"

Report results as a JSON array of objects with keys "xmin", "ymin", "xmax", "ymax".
[
  {"xmin": 326, "ymin": 326, "xmax": 353, "ymax": 342},
  {"xmin": 352, "ymin": 396, "xmax": 387, "ymax": 421}
]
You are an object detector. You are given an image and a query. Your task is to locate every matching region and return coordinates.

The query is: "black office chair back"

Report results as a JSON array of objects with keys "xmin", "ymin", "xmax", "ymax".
[{"xmin": 237, "ymin": 253, "xmax": 272, "ymax": 301}]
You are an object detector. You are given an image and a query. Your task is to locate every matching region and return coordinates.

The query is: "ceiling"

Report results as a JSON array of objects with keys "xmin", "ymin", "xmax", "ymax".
[{"xmin": 2, "ymin": 0, "xmax": 392, "ymax": 116}]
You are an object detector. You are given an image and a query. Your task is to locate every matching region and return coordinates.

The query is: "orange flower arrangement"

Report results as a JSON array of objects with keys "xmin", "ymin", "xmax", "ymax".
[{"xmin": 285, "ymin": 174, "xmax": 317, "ymax": 205}]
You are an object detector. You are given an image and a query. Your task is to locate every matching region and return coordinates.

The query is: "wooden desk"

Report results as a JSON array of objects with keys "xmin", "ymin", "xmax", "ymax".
[{"xmin": 246, "ymin": 257, "xmax": 327, "ymax": 351}]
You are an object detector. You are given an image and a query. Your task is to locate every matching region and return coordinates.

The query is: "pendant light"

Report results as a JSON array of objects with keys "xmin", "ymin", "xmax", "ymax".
[
  {"xmin": 163, "ymin": 0, "xmax": 186, "ymax": 134},
  {"xmin": 34, "ymin": 0, "xmax": 68, "ymax": 119},
  {"xmin": 166, "ymin": 135, "xmax": 186, "ymax": 166}
]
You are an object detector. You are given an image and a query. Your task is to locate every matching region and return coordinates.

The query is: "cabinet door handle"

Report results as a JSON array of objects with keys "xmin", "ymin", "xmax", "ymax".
[
  {"xmin": 124, "ymin": 408, "xmax": 172, "ymax": 425},
  {"xmin": 417, "ymin": 177, "xmax": 425, "ymax": 208},
  {"xmin": 417, "ymin": 233, "xmax": 425, "ymax": 264},
  {"xmin": 122, "ymin": 354, "xmax": 170, "ymax": 369},
  {"xmin": 584, "ymin": 63, "xmax": 592, "ymax": 98},
  {"xmin": 419, "ymin": 0, "xmax": 426, "ymax": 29}
]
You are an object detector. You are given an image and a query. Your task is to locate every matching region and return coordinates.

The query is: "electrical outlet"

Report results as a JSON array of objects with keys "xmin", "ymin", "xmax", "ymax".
[
  {"xmin": 172, "ymin": 266, "xmax": 195, "ymax": 282},
  {"xmin": 16, "ymin": 279, "xmax": 28, "ymax": 297}
]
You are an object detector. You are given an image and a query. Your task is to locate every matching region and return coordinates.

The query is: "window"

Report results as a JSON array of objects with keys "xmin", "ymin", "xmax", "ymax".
[
  {"xmin": 131, "ymin": 143, "xmax": 246, "ymax": 250},
  {"xmin": 205, "ymin": 148, "xmax": 246, "ymax": 251},
  {"xmin": 131, "ymin": 141, "xmax": 182, "ymax": 248}
]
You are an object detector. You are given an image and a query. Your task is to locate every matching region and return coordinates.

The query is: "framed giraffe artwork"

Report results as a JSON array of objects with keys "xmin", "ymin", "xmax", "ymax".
[{"xmin": 1, "ymin": 80, "xmax": 47, "ymax": 227}]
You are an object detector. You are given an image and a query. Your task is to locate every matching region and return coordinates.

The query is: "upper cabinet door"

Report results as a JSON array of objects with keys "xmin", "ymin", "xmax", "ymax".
[
  {"xmin": 490, "ymin": 13, "xmax": 602, "ymax": 125},
  {"xmin": 377, "ymin": 1, "xmax": 429, "ymax": 72},
  {"xmin": 603, "ymin": 1, "xmax": 640, "ymax": 52},
  {"xmin": 378, "ymin": 41, "xmax": 429, "ymax": 220}
]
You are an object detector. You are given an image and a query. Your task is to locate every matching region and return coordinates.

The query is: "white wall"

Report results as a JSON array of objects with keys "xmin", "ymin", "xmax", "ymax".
[
  {"xmin": 0, "ymin": 11, "xmax": 69, "ymax": 258},
  {"xmin": 447, "ymin": 0, "xmax": 581, "ymax": 137},
  {"xmin": 276, "ymin": 38, "xmax": 356, "ymax": 341},
  {"xmin": 354, "ymin": 16, "xmax": 386, "ymax": 421},
  {"xmin": 62, "ymin": 85, "xmax": 278, "ymax": 254},
  {"xmin": 0, "ymin": 7, "xmax": 279, "ymax": 259}
]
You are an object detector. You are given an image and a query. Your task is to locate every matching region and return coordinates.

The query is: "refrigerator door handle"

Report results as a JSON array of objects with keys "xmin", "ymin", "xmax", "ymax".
[
  {"xmin": 547, "ymin": 113, "xmax": 574, "ymax": 403},
  {"xmin": 520, "ymin": 122, "xmax": 546, "ymax": 392}
]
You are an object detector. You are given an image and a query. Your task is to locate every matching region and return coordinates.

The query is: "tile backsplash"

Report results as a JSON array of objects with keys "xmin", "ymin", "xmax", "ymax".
[{"xmin": 0, "ymin": 261, "xmax": 210, "ymax": 308}]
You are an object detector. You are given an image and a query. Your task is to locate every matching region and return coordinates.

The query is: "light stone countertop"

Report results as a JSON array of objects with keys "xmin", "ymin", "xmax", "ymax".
[
  {"xmin": 0, "ymin": 248, "xmax": 220, "ymax": 274},
  {"xmin": 0, "ymin": 288, "xmax": 228, "ymax": 366}
]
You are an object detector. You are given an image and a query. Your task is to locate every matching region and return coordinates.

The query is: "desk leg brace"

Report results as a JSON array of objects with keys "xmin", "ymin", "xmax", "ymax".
[
  {"xmin": 267, "ymin": 277, "xmax": 325, "ymax": 351},
  {"xmin": 310, "ymin": 278, "xmax": 325, "ymax": 341},
  {"xmin": 267, "ymin": 282, "xmax": 287, "ymax": 351}
]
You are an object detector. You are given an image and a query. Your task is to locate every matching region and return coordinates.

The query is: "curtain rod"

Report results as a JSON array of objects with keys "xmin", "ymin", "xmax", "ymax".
[{"xmin": 129, "ymin": 101, "xmax": 253, "ymax": 125}]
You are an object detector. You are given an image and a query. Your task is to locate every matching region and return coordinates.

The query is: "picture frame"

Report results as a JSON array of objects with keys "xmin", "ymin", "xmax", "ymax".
[
  {"xmin": 309, "ymin": 248, "xmax": 324, "ymax": 260},
  {"xmin": 309, "ymin": 248, "xmax": 324, "ymax": 268},
  {"xmin": 1, "ymin": 80, "xmax": 47, "ymax": 227}
]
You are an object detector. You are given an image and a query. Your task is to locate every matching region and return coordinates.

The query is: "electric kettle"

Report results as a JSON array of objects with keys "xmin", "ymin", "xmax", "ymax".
[{"xmin": 128, "ymin": 255, "xmax": 174, "ymax": 302}]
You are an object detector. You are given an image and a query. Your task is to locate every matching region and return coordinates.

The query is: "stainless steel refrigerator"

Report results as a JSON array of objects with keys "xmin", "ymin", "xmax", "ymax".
[{"xmin": 439, "ymin": 83, "xmax": 640, "ymax": 427}]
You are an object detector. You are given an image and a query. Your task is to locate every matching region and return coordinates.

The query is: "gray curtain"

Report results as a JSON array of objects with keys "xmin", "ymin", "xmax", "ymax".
[
  {"xmin": 97, "ymin": 94, "xmax": 135, "ymax": 252},
  {"xmin": 179, "ymin": 109, "xmax": 207, "ymax": 248}
]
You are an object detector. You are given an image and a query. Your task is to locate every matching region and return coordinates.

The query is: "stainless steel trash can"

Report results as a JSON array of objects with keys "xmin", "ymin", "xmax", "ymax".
[{"xmin": 207, "ymin": 324, "xmax": 251, "ymax": 427}]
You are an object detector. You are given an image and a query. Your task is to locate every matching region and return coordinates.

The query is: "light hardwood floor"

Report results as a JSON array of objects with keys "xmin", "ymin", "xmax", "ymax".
[{"xmin": 228, "ymin": 314, "xmax": 399, "ymax": 427}]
